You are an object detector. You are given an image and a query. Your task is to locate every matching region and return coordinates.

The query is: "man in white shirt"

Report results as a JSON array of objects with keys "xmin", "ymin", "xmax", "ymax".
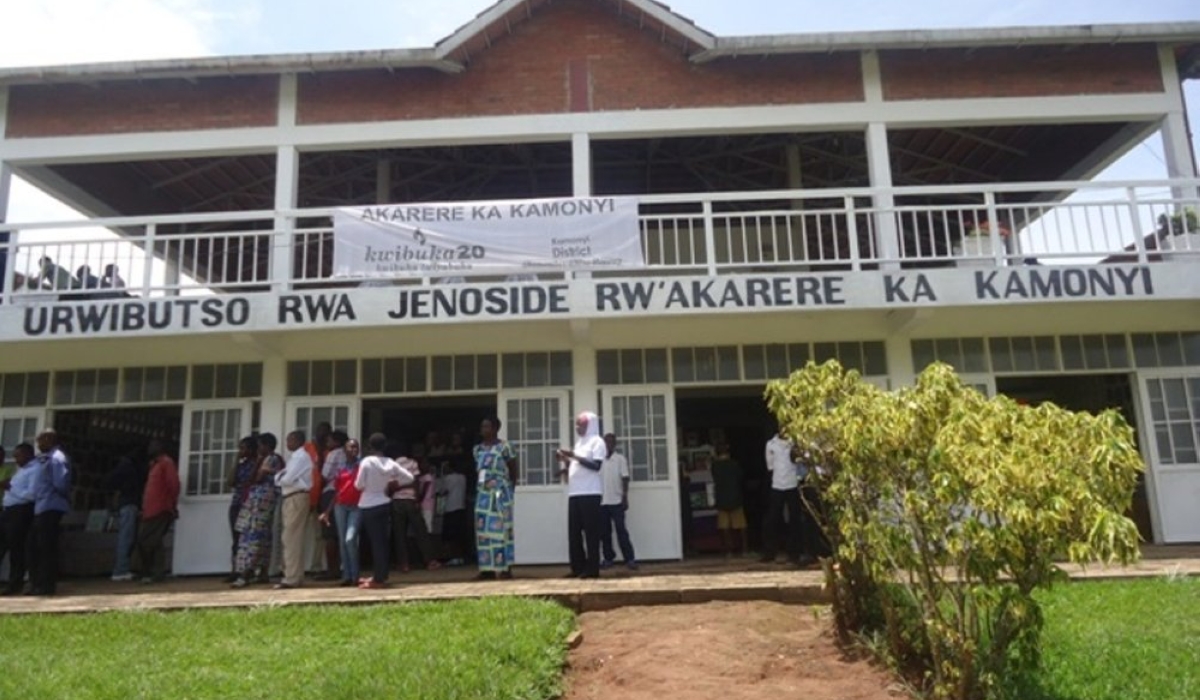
[
  {"xmin": 1, "ymin": 443, "xmax": 38, "ymax": 595},
  {"xmin": 599, "ymin": 433, "xmax": 637, "ymax": 570},
  {"xmin": 761, "ymin": 427, "xmax": 811, "ymax": 567},
  {"xmin": 274, "ymin": 430, "xmax": 313, "ymax": 589},
  {"xmin": 556, "ymin": 411, "xmax": 607, "ymax": 579}
]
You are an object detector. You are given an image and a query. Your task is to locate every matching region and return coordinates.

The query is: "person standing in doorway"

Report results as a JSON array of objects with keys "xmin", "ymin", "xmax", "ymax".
[
  {"xmin": 599, "ymin": 433, "xmax": 637, "ymax": 571},
  {"xmin": 761, "ymin": 427, "xmax": 812, "ymax": 568},
  {"xmin": 136, "ymin": 440, "xmax": 180, "ymax": 584},
  {"xmin": 388, "ymin": 442, "xmax": 440, "ymax": 574},
  {"xmin": 106, "ymin": 448, "xmax": 145, "ymax": 582},
  {"xmin": 710, "ymin": 442, "xmax": 748, "ymax": 558},
  {"xmin": 274, "ymin": 430, "xmax": 313, "ymax": 589},
  {"xmin": 556, "ymin": 411, "xmax": 607, "ymax": 579},
  {"xmin": 356, "ymin": 433, "xmax": 414, "ymax": 589},
  {"xmin": 473, "ymin": 416, "xmax": 518, "ymax": 580},
  {"xmin": 1, "ymin": 443, "xmax": 38, "ymax": 595},
  {"xmin": 28, "ymin": 430, "xmax": 71, "ymax": 596}
]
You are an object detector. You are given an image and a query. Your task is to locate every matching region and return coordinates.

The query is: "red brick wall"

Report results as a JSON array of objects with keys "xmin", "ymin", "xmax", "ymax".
[
  {"xmin": 297, "ymin": 0, "xmax": 861, "ymax": 125},
  {"xmin": 881, "ymin": 44, "xmax": 1162, "ymax": 100},
  {"xmin": 5, "ymin": 76, "xmax": 278, "ymax": 138}
]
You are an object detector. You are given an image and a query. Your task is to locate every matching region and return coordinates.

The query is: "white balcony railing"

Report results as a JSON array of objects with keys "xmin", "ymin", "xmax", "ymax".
[{"xmin": 2, "ymin": 179, "xmax": 1197, "ymax": 304}]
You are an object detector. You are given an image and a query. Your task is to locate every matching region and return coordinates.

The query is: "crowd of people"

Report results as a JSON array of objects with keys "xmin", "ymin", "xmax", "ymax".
[
  {"xmin": 0, "ymin": 411, "xmax": 828, "ymax": 595},
  {"xmin": 15, "ymin": 256, "xmax": 130, "ymax": 300}
]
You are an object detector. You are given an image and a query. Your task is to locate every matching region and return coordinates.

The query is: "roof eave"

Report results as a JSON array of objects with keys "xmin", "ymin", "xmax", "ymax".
[{"xmin": 691, "ymin": 22, "xmax": 1200, "ymax": 64}]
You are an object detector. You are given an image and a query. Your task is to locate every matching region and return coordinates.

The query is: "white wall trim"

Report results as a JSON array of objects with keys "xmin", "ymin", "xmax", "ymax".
[
  {"xmin": 278, "ymin": 73, "xmax": 298, "ymax": 131},
  {"xmin": 572, "ymin": 132, "xmax": 591, "ymax": 197},
  {"xmin": 0, "ymin": 93, "xmax": 1176, "ymax": 166},
  {"xmin": 861, "ymin": 50, "xmax": 883, "ymax": 104}
]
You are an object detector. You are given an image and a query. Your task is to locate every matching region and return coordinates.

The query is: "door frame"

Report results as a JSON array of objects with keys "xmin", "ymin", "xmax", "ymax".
[
  {"xmin": 1134, "ymin": 369, "xmax": 1200, "ymax": 544},
  {"xmin": 602, "ymin": 384, "xmax": 681, "ymax": 560},
  {"xmin": 498, "ymin": 387, "xmax": 572, "ymax": 564}
]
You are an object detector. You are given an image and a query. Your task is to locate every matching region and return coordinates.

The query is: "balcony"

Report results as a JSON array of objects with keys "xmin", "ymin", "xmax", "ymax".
[{"xmin": 2, "ymin": 179, "xmax": 1197, "ymax": 306}]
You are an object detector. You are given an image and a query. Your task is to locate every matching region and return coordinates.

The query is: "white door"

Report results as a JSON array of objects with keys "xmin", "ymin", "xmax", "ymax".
[
  {"xmin": 502, "ymin": 389, "xmax": 571, "ymax": 564},
  {"xmin": 1138, "ymin": 372, "xmax": 1200, "ymax": 543},
  {"xmin": 603, "ymin": 386, "xmax": 680, "ymax": 561},
  {"xmin": 174, "ymin": 401, "xmax": 251, "ymax": 574}
]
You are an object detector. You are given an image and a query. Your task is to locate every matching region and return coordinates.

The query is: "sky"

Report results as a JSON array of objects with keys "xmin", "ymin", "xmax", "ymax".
[{"xmin": 1, "ymin": 0, "xmax": 1198, "ymax": 224}]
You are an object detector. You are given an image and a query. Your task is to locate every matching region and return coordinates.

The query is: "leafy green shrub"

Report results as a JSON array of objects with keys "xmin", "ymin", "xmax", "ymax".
[{"xmin": 766, "ymin": 361, "xmax": 1143, "ymax": 700}]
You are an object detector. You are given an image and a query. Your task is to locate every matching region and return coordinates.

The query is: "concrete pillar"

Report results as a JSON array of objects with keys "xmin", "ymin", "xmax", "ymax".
[
  {"xmin": 273, "ymin": 74, "xmax": 299, "ymax": 292},
  {"xmin": 572, "ymin": 132, "xmax": 591, "ymax": 197},
  {"xmin": 1158, "ymin": 46, "xmax": 1199, "ymax": 204}
]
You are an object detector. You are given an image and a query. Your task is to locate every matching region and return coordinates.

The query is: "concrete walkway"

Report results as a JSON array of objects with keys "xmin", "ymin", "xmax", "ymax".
[{"xmin": 2, "ymin": 546, "xmax": 1197, "ymax": 616}]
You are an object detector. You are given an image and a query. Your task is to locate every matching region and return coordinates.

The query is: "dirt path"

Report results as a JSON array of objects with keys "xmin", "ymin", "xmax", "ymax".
[{"xmin": 564, "ymin": 601, "xmax": 905, "ymax": 700}]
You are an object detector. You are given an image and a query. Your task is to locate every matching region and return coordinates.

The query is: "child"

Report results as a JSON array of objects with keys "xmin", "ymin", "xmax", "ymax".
[{"xmin": 710, "ymin": 443, "xmax": 748, "ymax": 558}]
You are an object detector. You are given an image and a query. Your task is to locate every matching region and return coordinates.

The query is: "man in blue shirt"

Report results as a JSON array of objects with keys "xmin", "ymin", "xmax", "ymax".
[
  {"xmin": 29, "ymin": 430, "xmax": 71, "ymax": 596},
  {"xmin": 1, "ymin": 443, "xmax": 38, "ymax": 595}
]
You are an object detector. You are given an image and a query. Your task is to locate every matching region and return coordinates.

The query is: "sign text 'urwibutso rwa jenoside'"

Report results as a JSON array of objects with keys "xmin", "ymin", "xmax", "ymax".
[
  {"xmin": 7, "ymin": 265, "xmax": 1183, "ymax": 340},
  {"xmin": 332, "ymin": 197, "xmax": 645, "ymax": 278}
]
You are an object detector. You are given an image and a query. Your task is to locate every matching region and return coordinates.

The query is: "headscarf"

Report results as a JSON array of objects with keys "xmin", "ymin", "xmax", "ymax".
[{"xmin": 572, "ymin": 411, "xmax": 605, "ymax": 462}]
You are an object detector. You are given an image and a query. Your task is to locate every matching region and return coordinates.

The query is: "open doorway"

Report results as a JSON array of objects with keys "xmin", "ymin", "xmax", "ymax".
[
  {"xmin": 52, "ymin": 406, "xmax": 184, "ymax": 576},
  {"xmin": 994, "ymin": 373, "xmax": 1152, "ymax": 542},
  {"xmin": 675, "ymin": 387, "xmax": 774, "ymax": 558}
]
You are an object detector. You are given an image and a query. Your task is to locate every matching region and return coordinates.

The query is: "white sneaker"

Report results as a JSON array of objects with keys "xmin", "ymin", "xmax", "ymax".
[{"xmin": 111, "ymin": 573, "xmax": 134, "ymax": 582}]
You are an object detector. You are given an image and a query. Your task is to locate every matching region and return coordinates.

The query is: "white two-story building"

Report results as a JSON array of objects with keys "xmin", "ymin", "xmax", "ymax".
[{"xmin": 1, "ymin": 0, "xmax": 1198, "ymax": 575}]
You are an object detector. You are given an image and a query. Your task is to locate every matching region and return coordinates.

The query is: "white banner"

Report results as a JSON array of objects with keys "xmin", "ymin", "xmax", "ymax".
[{"xmin": 333, "ymin": 196, "xmax": 644, "ymax": 278}]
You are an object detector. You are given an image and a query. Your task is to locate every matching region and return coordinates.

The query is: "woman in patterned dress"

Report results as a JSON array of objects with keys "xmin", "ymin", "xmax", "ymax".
[
  {"xmin": 230, "ymin": 433, "xmax": 283, "ymax": 588},
  {"xmin": 473, "ymin": 416, "xmax": 518, "ymax": 580}
]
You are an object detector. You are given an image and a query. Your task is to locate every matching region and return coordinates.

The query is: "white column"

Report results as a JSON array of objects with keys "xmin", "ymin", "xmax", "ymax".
[
  {"xmin": 861, "ymin": 51, "xmax": 901, "ymax": 269},
  {"xmin": 884, "ymin": 335, "xmax": 916, "ymax": 389},
  {"xmin": 273, "ymin": 74, "xmax": 300, "ymax": 292},
  {"xmin": 1158, "ymin": 46, "xmax": 1200, "ymax": 204},
  {"xmin": 259, "ymin": 356, "xmax": 289, "ymax": 439},
  {"xmin": 570, "ymin": 320, "xmax": 599, "ymax": 417},
  {"xmin": 572, "ymin": 132, "xmax": 591, "ymax": 197}
]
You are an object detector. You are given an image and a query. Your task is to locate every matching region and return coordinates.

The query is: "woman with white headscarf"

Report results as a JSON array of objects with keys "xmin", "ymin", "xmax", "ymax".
[{"xmin": 556, "ymin": 411, "xmax": 608, "ymax": 579}]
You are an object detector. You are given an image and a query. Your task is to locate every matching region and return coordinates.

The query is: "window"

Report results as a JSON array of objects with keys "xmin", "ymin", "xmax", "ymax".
[
  {"xmin": 287, "ymin": 360, "xmax": 357, "ymax": 396},
  {"xmin": 0, "ymin": 373, "xmax": 49, "ymax": 408},
  {"xmin": 185, "ymin": 407, "xmax": 243, "ymax": 496},
  {"xmin": 608, "ymin": 393, "xmax": 670, "ymax": 481},
  {"xmin": 191, "ymin": 364, "xmax": 262, "ymax": 400},
  {"xmin": 504, "ymin": 395, "xmax": 563, "ymax": 486}
]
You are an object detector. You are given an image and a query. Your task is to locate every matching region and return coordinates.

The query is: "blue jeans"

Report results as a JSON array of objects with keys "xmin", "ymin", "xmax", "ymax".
[
  {"xmin": 113, "ymin": 504, "xmax": 139, "ymax": 576},
  {"xmin": 600, "ymin": 504, "xmax": 636, "ymax": 564},
  {"xmin": 334, "ymin": 504, "xmax": 361, "ymax": 583}
]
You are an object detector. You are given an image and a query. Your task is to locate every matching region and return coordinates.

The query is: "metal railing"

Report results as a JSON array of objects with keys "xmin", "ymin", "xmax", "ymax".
[{"xmin": 2, "ymin": 179, "xmax": 1197, "ymax": 305}]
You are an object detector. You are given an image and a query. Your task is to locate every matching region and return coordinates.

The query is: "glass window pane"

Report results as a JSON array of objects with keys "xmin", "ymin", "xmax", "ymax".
[
  {"xmin": 383, "ymin": 359, "xmax": 405, "ymax": 393},
  {"xmin": 334, "ymin": 360, "xmax": 356, "ymax": 394},
  {"xmin": 310, "ymin": 361, "xmax": 333, "ymax": 396},
  {"xmin": 287, "ymin": 362, "xmax": 309, "ymax": 396},
  {"xmin": 1131, "ymin": 333, "xmax": 1157, "ymax": 367},
  {"xmin": 645, "ymin": 349, "xmax": 668, "ymax": 383},
  {"xmin": 1170, "ymin": 423, "xmax": 1196, "ymax": 463},
  {"xmin": 502, "ymin": 354, "xmax": 524, "ymax": 388},
  {"xmin": 1157, "ymin": 333, "xmax": 1185, "ymax": 368},
  {"xmin": 477, "ymin": 355, "xmax": 498, "ymax": 389},
  {"xmin": 911, "ymin": 340, "xmax": 936, "ymax": 373},
  {"xmin": 406, "ymin": 358, "xmax": 427, "ymax": 393},
  {"xmin": 27, "ymin": 373, "xmax": 49, "ymax": 407},
  {"xmin": 717, "ymin": 346, "xmax": 740, "ymax": 381},
  {"xmin": 454, "ymin": 356, "xmax": 476, "ymax": 390},
  {"xmin": 527, "ymin": 353, "xmax": 550, "ymax": 388},
  {"xmin": 960, "ymin": 338, "xmax": 986, "ymax": 373},
  {"xmin": 934, "ymin": 339, "xmax": 961, "ymax": 370},
  {"xmin": 215, "ymin": 364, "xmax": 239, "ymax": 399},
  {"xmin": 1011, "ymin": 337, "xmax": 1036, "ymax": 372},
  {"xmin": 765, "ymin": 344, "xmax": 788, "ymax": 377},
  {"xmin": 672, "ymin": 348, "xmax": 694, "ymax": 383},
  {"xmin": 598, "ymin": 350, "xmax": 619, "ymax": 385},
  {"xmin": 836, "ymin": 342, "xmax": 865, "ymax": 373},
  {"xmin": 168, "ymin": 367, "xmax": 188, "ymax": 401},
  {"xmin": 238, "ymin": 364, "xmax": 261, "ymax": 398},
  {"xmin": 362, "ymin": 359, "xmax": 382, "ymax": 394},
  {"xmin": 1082, "ymin": 335, "xmax": 1107, "ymax": 370},
  {"xmin": 550, "ymin": 352, "xmax": 572, "ymax": 386},
  {"xmin": 620, "ymin": 350, "xmax": 644, "ymax": 384},
  {"xmin": 743, "ymin": 345, "xmax": 765, "ymax": 380},
  {"xmin": 1183, "ymin": 332, "xmax": 1200, "ymax": 366},
  {"xmin": 3, "ymin": 375, "xmax": 24, "ymax": 407},
  {"xmin": 787, "ymin": 344, "xmax": 810, "ymax": 371},
  {"xmin": 864, "ymin": 342, "xmax": 888, "ymax": 376},
  {"xmin": 1060, "ymin": 335, "xmax": 1084, "ymax": 370},
  {"xmin": 1105, "ymin": 335, "xmax": 1130, "ymax": 369},
  {"xmin": 989, "ymin": 338, "xmax": 1013, "ymax": 373},
  {"xmin": 121, "ymin": 369, "xmax": 142, "ymax": 403},
  {"xmin": 813, "ymin": 342, "xmax": 837, "ymax": 364},
  {"xmin": 54, "ymin": 372, "xmax": 74, "ymax": 405},
  {"xmin": 97, "ymin": 369, "xmax": 118, "ymax": 404},
  {"xmin": 1155, "ymin": 427, "xmax": 1172, "ymax": 463},
  {"xmin": 432, "ymin": 356, "xmax": 453, "ymax": 392},
  {"xmin": 693, "ymin": 347, "xmax": 717, "ymax": 382},
  {"xmin": 1034, "ymin": 337, "xmax": 1059, "ymax": 371}
]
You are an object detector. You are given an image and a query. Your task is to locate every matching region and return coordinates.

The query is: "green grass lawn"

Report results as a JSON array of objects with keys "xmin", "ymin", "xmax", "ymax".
[
  {"xmin": 0, "ymin": 597, "xmax": 575, "ymax": 700},
  {"xmin": 1015, "ymin": 576, "xmax": 1200, "ymax": 700}
]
